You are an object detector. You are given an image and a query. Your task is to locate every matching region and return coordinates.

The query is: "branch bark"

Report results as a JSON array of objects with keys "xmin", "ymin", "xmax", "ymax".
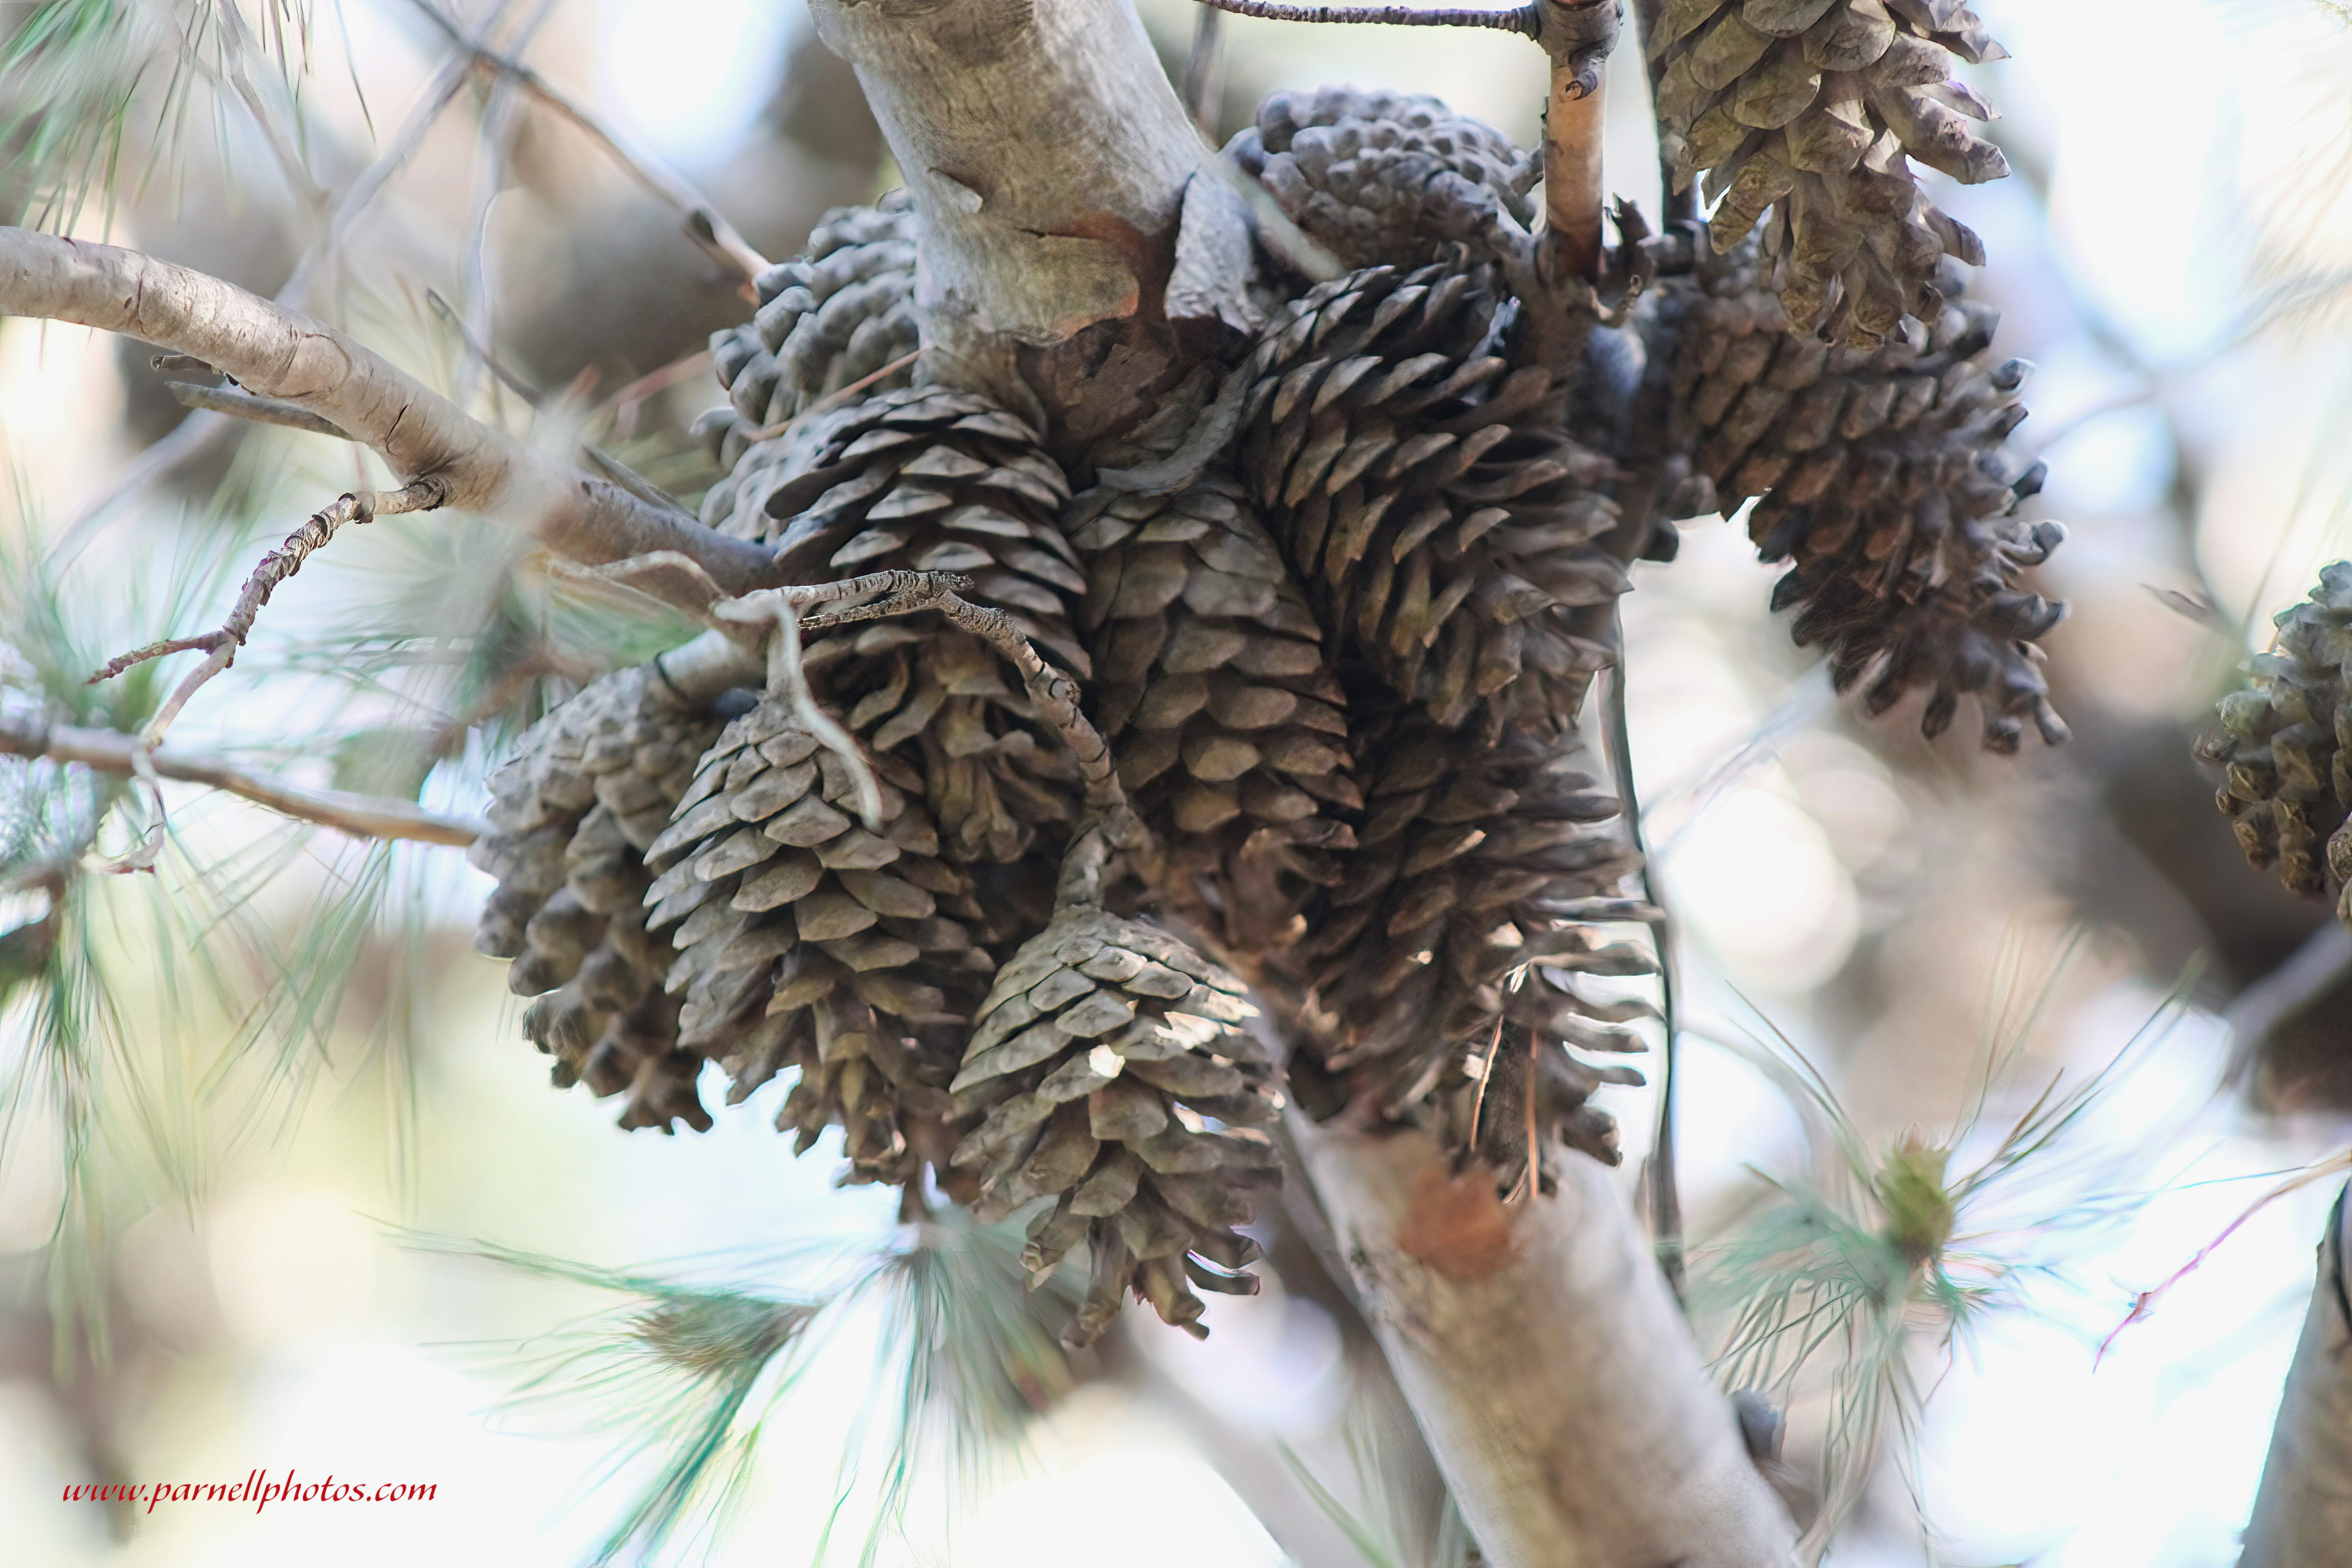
[
  {"xmin": 0, "ymin": 227, "xmax": 783, "ymax": 598},
  {"xmin": 0, "ymin": 710, "xmax": 484, "ymax": 848},
  {"xmin": 1289, "ymin": 1118, "xmax": 1798, "ymax": 1565},
  {"xmin": 2241, "ymin": 1184, "xmax": 2352, "ymax": 1566}
]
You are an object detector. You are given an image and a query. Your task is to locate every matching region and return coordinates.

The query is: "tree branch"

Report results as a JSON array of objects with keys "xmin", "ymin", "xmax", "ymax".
[
  {"xmin": 0, "ymin": 711, "xmax": 484, "ymax": 849},
  {"xmin": 1, "ymin": 227, "xmax": 786, "ymax": 601},
  {"xmin": 1287, "ymin": 1118, "xmax": 1799, "ymax": 1564},
  {"xmin": 2241, "ymin": 1185, "xmax": 2352, "ymax": 1566}
]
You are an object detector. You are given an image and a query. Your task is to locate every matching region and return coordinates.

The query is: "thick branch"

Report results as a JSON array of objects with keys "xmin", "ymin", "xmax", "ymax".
[
  {"xmin": 0, "ymin": 711, "xmax": 483, "ymax": 848},
  {"xmin": 1287, "ymin": 1118, "xmax": 1798, "ymax": 1565},
  {"xmin": 0, "ymin": 228, "xmax": 783, "ymax": 598},
  {"xmin": 807, "ymin": 0, "xmax": 1237, "ymax": 371},
  {"xmin": 2241, "ymin": 1186, "xmax": 2352, "ymax": 1566}
]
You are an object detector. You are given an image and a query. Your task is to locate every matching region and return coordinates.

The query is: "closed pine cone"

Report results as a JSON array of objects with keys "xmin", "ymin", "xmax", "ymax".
[
  {"xmin": 948, "ymin": 904, "xmax": 1281, "ymax": 1347},
  {"xmin": 2205, "ymin": 563, "xmax": 2352, "ymax": 914},
  {"xmin": 1290, "ymin": 710, "xmax": 1651, "ymax": 1181},
  {"xmin": 1225, "ymin": 86, "xmax": 1537, "ymax": 270},
  {"xmin": 469, "ymin": 665, "xmax": 734, "ymax": 1130},
  {"xmin": 642, "ymin": 694, "xmax": 997, "ymax": 1188},
  {"xmin": 1237, "ymin": 253, "xmax": 1627, "ymax": 741},
  {"xmin": 1660, "ymin": 242, "xmax": 2066, "ymax": 750},
  {"xmin": 701, "ymin": 193, "xmax": 919, "ymax": 473},
  {"xmin": 1649, "ymin": 0, "xmax": 2009, "ymax": 343},
  {"xmin": 1063, "ymin": 475, "xmax": 1360, "ymax": 950},
  {"xmin": 706, "ymin": 386, "xmax": 1092, "ymax": 869}
]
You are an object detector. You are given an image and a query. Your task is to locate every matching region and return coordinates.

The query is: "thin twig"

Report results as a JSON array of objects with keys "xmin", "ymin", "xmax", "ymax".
[
  {"xmin": 1189, "ymin": 0, "xmax": 1538, "ymax": 36},
  {"xmin": 0, "ymin": 710, "xmax": 485, "ymax": 848},
  {"xmin": 88, "ymin": 478, "xmax": 451, "ymax": 747},
  {"xmin": 164, "ymin": 381, "xmax": 352, "ymax": 439},
  {"xmin": 425, "ymin": 287, "xmax": 542, "ymax": 407},
  {"xmin": 605, "ymin": 349, "xmax": 714, "ymax": 440},
  {"xmin": 400, "ymin": 0, "xmax": 771, "ymax": 283}
]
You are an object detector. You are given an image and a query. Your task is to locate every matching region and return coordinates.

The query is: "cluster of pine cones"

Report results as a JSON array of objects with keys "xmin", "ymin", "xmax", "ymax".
[{"xmin": 471, "ymin": 78, "xmax": 2062, "ymax": 1345}]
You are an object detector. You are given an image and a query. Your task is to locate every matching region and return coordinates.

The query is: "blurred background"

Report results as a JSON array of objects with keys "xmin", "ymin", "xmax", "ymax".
[{"xmin": 2, "ymin": 0, "xmax": 2351, "ymax": 1563}]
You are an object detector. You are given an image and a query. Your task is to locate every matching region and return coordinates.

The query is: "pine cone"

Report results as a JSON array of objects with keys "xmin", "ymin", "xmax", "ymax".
[
  {"xmin": 1064, "ymin": 475, "xmax": 1362, "ymax": 950},
  {"xmin": 1649, "ymin": 0, "xmax": 2009, "ymax": 343},
  {"xmin": 469, "ymin": 665, "xmax": 737, "ymax": 1130},
  {"xmin": 701, "ymin": 193, "xmax": 920, "ymax": 474},
  {"xmin": 1237, "ymin": 254, "xmax": 1627, "ymax": 741},
  {"xmin": 948, "ymin": 904, "xmax": 1281, "ymax": 1347},
  {"xmin": 1658, "ymin": 242, "xmax": 2066, "ymax": 750},
  {"xmin": 641, "ymin": 692, "xmax": 999, "ymax": 1188},
  {"xmin": 703, "ymin": 386, "xmax": 1092, "ymax": 867},
  {"xmin": 1226, "ymin": 86, "xmax": 1537, "ymax": 269},
  {"xmin": 1291, "ymin": 711, "xmax": 1650, "ymax": 1182},
  {"xmin": 2205, "ymin": 564, "xmax": 2352, "ymax": 911}
]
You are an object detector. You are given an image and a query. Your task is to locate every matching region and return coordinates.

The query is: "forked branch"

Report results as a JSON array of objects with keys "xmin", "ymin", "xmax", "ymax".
[{"xmin": 89, "ymin": 480, "xmax": 450, "ymax": 746}]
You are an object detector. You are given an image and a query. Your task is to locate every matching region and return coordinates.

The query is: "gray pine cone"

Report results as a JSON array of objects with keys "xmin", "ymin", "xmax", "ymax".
[
  {"xmin": 1657, "ymin": 242, "xmax": 2066, "ymax": 750},
  {"xmin": 1237, "ymin": 253, "xmax": 1626, "ymax": 741},
  {"xmin": 706, "ymin": 386, "xmax": 1092, "ymax": 867},
  {"xmin": 469, "ymin": 664, "xmax": 734, "ymax": 1130},
  {"xmin": 1064, "ymin": 475, "xmax": 1361, "ymax": 951},
  {"xmin": 2205, "ymin": 564, "xmax": 2352, "ymax": 914},
  {"xmin": 1292, "ymin": 711, "xmax": 1650, "ymax": 1183},
  {"xmin": 1226, "ymin": 86, "xmax": 1537, "ymax": 270},
  {"xmin": 701, "ymin": 192, "xmax": 921, "ymax": 471},
  {"xmin": 642, "ymin": 692, "xmax": 997, "ymax": 1188},
  {"xmin": 948, "ymin": 905, "xmax": 1281, "ymax": 1347},
  {"xmin": 1649, "ymin": 0, "xmax": 2010, "ymax": 343}
]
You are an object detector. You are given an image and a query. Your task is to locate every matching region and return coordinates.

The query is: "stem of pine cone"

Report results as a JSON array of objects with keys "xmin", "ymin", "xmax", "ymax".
[
  {"xmin": 2241, "ymin": 1185, "xmax": 2352, "ymax": 1565},
  {"xmin": 1536, "ymin": 0, "xmax": 1619, "ymax": 284}
]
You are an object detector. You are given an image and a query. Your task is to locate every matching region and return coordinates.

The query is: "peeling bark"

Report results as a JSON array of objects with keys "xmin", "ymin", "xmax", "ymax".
[
  {"xmin": 2241, "ymin": 1185, "xmax": 2352, "ymax": 1566},
  {"xmin": 1291, "ymin": 1117, "xmax": 1799, "ymax": 1566}
]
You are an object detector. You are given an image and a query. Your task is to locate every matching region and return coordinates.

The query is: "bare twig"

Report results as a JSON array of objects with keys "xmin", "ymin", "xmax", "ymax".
[
  {"xmin": 88, "ymin": 479, "xmax": 450, "ymax": 746},
  {"xmin": 1189, "ymin": 0, "xmax": 1539, "ymax": 35},
  {"xmin": 0, "ymin": 710, "xmax": 484, "ymax": 848},
  {"xmin": 163, "ymin": 381, "xmax": 352, "ymax": 439},
  {"xmin": 400, "ymin": 0, "xmax": 771, "ymax": 284}
]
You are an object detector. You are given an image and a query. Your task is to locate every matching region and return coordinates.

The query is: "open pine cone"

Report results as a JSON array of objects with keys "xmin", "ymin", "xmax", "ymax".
[
  {"xmin": 1064, "ymin": 475, "xmax": 1360, "ymax": 951},
  {"xmin": 1226, "ymin": 86, "xmax": 1537, "ymax": 269},
  {"xmin": 469, "ymin": 665, "xmax": 736, "ymax": 1130},
  {"xmin": 2206, "ymin": 564, "xmax": 2352, "ymax": 916},
  {"xmin": 948, "ymin": 903, "xmax": 1281, "ymax": 1347},
  {"xmin": 1238, "ymin": 252, "xmax": 1627, "ymax": 740},
  {"xmin": 701, "ymin": 193, "xmax": 919, "ymax": 475},
  {"xmin": 642, "ymin": 690, "xmax": 996, "ymax": 1187},
  {"xmin": 1654, "ymin": 241, "xmax": 2066, "ymax": 750},
  {"xmin": 1649, "ymin": 0, "xmax": 2008, "ymax": 343},
  {"xmin": 1290, "ymin": 709, "xmax": 1649, "ymax": 1183}
]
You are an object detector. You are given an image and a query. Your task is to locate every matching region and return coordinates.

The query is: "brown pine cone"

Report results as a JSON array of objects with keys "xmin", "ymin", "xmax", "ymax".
[
  {"xmin": 1658, "ymin": 242, "xmax": 2066, "ymax": 750},
  {"xmin": 701, "ymin": 193, "xmax": 919, "ymax": 472},
  {"xmin": 469, "ymin": 665, "xmax": 736, "ymax": 1130},
  {"xmin": 1225, "ymin": 86, "xmax": 1537, "ymax": 270},
  {"xmin": 1649, "ymin": 0, "xmax": 2009, "ymax": 343},
  {"xmin": 947, "ymin": 904, "xmax": 1281, "ymax": 1347},
  {"xmin": 641, "ymin": 693, "xmax": 999, "ymax": 1188},
  {"xmin": 704, "ymin": 386, "xmax": 1092, "ymax": 867},
  {"xmin": 1236, "ymin": 253, "xmax": 1627, "ymax": 741},
  {"xmin": 2204, "ymin": 564, "xmax": 2352, "ymax": 914},
  {"xmin": 1063, "ymin": 475, "xmax": 1361, "ymax": 951},
  {"xmin": 1291, "ymin": 709, "xmax": 1651, "ymax": 1184}
]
